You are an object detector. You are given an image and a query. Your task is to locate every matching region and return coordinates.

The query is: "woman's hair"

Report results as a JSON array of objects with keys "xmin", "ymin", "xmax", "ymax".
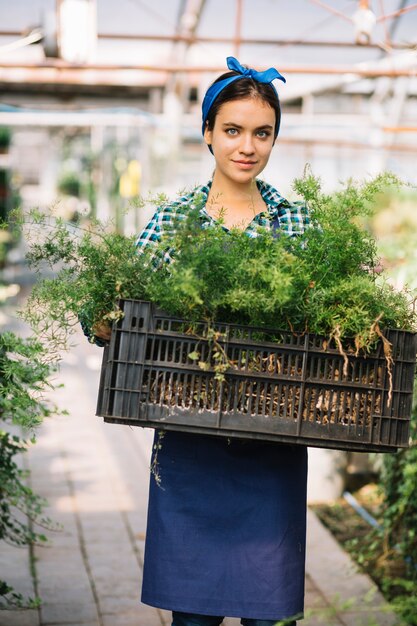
[{"xmin": 204, "ymin": 70, "xmax": 282, "ymax": 139}]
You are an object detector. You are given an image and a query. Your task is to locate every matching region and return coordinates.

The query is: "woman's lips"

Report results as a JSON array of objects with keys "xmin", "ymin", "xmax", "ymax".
[{"xmin": 233, "ymin": 160, "xmax": 257, "ymax": 169}]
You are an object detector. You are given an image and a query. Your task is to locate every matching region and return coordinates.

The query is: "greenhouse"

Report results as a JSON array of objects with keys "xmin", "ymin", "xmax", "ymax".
[{"xmin": 1, "ymin": 2, "xmax": 417, "ymax": 625}]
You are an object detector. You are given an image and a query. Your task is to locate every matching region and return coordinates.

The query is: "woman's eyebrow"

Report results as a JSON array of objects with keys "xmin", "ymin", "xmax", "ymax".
[{"xmin": 222, "ymin": 122, "xmax": 274, "ymax": 130}]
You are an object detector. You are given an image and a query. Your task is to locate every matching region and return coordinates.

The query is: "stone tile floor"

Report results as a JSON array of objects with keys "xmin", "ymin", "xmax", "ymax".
[{"xmin": 0, "ymin": 329, "xmax": 397, "ymax": 626}]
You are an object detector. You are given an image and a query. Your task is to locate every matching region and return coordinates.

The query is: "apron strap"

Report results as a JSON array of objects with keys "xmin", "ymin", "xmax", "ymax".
[{"xmin": 270, "ymin": 214, "xmax": 281, "ymax": 238}]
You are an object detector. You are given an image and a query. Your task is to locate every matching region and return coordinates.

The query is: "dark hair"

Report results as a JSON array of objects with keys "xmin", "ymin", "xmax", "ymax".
[{"xmin": 205, "ymin": 70, "xmax": 282, "ymax": 139}]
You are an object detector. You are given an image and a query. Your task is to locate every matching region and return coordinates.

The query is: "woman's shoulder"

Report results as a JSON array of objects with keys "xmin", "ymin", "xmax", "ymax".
[
  {"xmin": 136, "ymin": 183, "xmax": 210, "ymax": 249},
  {"xmin": 155, "ymin": 182, "xmax": 210, "ymax": 216},
  {"xmin": 257, "ymin": 179, "xmax": 310, "ymax": 234},
  {"xmin": 257, "ymin": 179, "xmax": 303, "ymax": 208},
  {"xmin": 257, "ymin": 178, "xmax": 286, "ymax": 204}
]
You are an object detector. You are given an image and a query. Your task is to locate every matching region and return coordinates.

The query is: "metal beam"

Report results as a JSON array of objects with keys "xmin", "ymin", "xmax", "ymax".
[
  {"xmin": 234, "ymin": 0, "xmax": 243, "ymax": 58},
  {"xmin": 2, "ymin": 109, "xmax": 416, "ymax": 151},
  {"xmin": 376, "ymin": 1, "xmax": 417, "ymax": 21},
  {"xmin": 1, "ymin": 61, "xmax": 417, "ymax": 78},
  {"xmin": 278, "ymin": 136, "xmax": 417, "ymax": 152},
  {"xmin": 0, "ymin": 29, "xmax": 415, "ymax": 49},
  {"xmin": 167, "ymin": 0, "xmax": 207, "ymax": 109},
  {"xmin": 0, "ymin": 110, "xmax": 151, "ymax": 127}
]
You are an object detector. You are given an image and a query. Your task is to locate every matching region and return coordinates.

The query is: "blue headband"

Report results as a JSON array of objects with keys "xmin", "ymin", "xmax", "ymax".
[{"xmin": 201, "ymin": 56, "xmax": 286, "ymax": 138}]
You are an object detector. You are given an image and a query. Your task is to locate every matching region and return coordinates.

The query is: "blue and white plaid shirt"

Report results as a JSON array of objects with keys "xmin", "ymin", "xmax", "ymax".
[{"xmin": 136, "ymin": 179, "xmax": 310, "ymax": 265}]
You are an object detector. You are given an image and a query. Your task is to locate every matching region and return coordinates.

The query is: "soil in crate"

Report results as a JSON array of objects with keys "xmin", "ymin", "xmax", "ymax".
[
  {"xmin": 144, "ymin": 350, "xmax": 383, "ymax": 427},
  {"xmin": 139, "ymin": 323, "xmax": 384, "ymax": 424}
]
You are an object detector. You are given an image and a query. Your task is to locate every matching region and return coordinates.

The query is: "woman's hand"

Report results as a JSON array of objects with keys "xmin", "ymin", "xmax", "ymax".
[{"xmin": 92, "ymin": 321, "xmax": 112, "ymax": 342}]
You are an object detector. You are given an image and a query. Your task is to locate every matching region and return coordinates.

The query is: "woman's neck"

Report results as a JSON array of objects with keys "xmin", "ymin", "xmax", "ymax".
[
  {"xmin": 205, "ymin": 170, "xmax": 266, "ymax": 230},
  {"xmin": 209, "ymin": 170, "xmax": 259, "ymax": 205}
]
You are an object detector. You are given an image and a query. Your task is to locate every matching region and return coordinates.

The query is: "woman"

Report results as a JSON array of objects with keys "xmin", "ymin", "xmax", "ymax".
[
  {"xmin": 135, "ymin": 58, "xmax": 310, "ymax": 626},
  {"xmin": 99, "ymin": 57, "xmax": 310, "ymax": 626}
]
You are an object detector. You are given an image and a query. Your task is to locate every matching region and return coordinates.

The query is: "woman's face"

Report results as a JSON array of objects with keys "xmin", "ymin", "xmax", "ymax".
[{"xmin": 204, "ymin": 96, "xmax": 276, "ymax": 186}]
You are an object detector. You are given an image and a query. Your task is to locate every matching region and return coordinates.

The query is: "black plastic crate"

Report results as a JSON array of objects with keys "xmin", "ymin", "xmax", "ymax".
[{"xmin": 96, "ymin": 299, "xmax": 417, "ymax": 452}]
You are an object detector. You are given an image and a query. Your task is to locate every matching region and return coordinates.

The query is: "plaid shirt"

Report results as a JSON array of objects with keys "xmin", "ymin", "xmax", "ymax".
[{"xmin": 136, "ymin": 179, "xmax": 310, "ymax": 265}]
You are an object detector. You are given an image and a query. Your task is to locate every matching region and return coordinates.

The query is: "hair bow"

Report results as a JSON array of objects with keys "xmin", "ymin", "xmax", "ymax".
[
  {"xmin": 226, "ymin": 56, "xmax": 286, "ymax": 85},
  {"xmin": 201, "ymin": 56, "xmax": 286, "ymax": 137}
]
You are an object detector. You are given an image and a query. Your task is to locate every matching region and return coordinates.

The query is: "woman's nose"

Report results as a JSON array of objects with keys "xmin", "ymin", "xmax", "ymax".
[{"xmin": 239, "ymin": 133, "xmax": 255, "ymax": 154}]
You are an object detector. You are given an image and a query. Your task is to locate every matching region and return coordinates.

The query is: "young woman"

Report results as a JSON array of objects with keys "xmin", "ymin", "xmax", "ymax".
[{"xmin": 132, "ymin": 57, "xmax": 310, "ymax": 626}]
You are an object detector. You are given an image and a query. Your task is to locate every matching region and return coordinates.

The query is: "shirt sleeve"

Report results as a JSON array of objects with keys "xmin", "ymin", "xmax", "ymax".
[
  {"xmin": 135, "ymin": 205, "xmax": 183, "ymax": 267},
  {"xmin": 276, "ymin": 199, "xmax": 311, "ymax": 236},
  {"xmin": 135, "ymin": 208, "xmax": 163, "ymax": 249}
]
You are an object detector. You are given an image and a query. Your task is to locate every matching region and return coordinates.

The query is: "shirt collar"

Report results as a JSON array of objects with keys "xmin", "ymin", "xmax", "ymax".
[{"xmin": 192, "ymin": 179, "xmax": 285, "ymax": 219}]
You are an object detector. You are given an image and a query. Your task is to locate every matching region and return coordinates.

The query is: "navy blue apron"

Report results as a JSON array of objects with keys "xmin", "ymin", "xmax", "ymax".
[{"xmin": 141, "ymin": 432, "xmax": 307, "ymax": 620}]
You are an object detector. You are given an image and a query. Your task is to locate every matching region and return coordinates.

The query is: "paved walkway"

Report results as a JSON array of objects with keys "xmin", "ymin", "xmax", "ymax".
[{"xmin": 0, "ymin": 325, "xmax": 399, "ymax": 626}]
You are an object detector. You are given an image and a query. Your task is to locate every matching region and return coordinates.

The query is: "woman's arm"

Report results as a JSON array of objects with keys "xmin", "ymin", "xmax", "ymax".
[{"xmin": 80, "ymin": 205, "xmax": 179, "ymax": 345}]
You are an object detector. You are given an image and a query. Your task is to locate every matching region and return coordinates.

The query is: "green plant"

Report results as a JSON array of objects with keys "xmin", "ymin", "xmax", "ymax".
[
  {"xmin": 0, "ymin": 332, "xmax": 58, "ymax": 428},
  {"xmin": 21, "ymin": 172, "xmax": 416, "ymax": 362},
  {"xmin": 0, "ymin": 431, "xmax": 46, "ymax": 609},
  {"xmin": 0, "ymin": 580, "xmax": 41, "ymax": 610},
  {"xmin": 146, "ymin": 205, "xmax": 296, "ymax": 327},
  {"xmin": 0, "ymin": 127, "xmax": 11, "ymax": 151},
  {"xmin": 0, "ymin": 332, "xmax": 61, "ymax": 608},
  {"xmin": 57, "ymin": 171, "xmax": 81, "ymax": 198},
  {"xmin": 288, "ymin": 171, "xmax": 415, "ymax": 342},
  {"xmin": 21, "ymin": 209, "xmax": 154, "ymax": 357},
  {"xmin": 143, "ymin": 173, "xmax": 415, "ymax": 378}
]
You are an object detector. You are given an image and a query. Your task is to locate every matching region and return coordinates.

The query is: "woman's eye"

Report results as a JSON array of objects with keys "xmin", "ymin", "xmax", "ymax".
[
  {"xmin": 257, "ymin": 130, "xmax": 271, "ymax": 138},
  {"xmin": 226, "ymin": 128, "xmax": 238, "ymax": 136}
]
